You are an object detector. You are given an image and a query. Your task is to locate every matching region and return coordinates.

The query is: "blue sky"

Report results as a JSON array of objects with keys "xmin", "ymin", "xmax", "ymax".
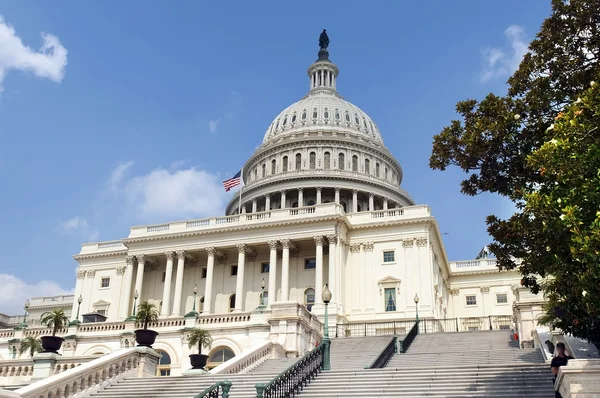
[{"xmin": 0, "ymin": 1, "xmax": 551, "ymax": 314}]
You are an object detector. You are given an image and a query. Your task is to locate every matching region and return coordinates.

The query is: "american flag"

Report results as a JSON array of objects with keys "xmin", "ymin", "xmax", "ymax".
[{"xmin": 222, "ymin": 170, "xmax": 242, "ymax": 192}]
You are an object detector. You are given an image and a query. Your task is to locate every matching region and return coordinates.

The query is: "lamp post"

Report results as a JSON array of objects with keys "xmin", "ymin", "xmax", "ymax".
[
  {"xmin": 192, "ymin": 284, "xmax": 198, "ymax": 312},
  {"xmin": 17, "ymin": 300, "xmax": 30, "ymax": 329},
  {"xmin": 258, "ymin": 278, "xmax": 266, "ymax": 309},
  {"xmin": 322, "ymin": 284, "xmax": 332, "ymax": 371},
  {"xmin": 414, "ymin": 293, "xmax": 420, "ymax": 333},
  {"xmin": 70, "ymin": 295, "xmax": 83, "ymax": 326},
  {"xmin": 133, "ymin": 290, "xmax": 139, "ymax": 316}
]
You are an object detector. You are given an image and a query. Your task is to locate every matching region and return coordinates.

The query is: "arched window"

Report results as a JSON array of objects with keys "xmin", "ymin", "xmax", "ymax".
[
  {"xmin": 306, "ymin": 199, "xmax": 316, "ymax": 206},
  {"xmin": 304, "ymin": 288, "xmax": 315, "ymax": 312},
  {"xmin": 341, "ymin": 202, "xmax": 348, "ymax": 212},
  {"xmin": 309, "ymin": 152, "xmax": 316, "ymax": 169},
  {"xmin": 262, "ymin": 164, "xmax": 266, "ymax": 178},
  {"xmin": 254, "ymin": 168, "xmax": 258, "ymax": 181},
  {"xmin": 208, "ymin": 347, "xmax": 236, "ymax": 370},
  {"xmin": 295, "ymin": 153, "xmax": 302, "ymax": 170},
  {"xmin": 282, "ymin": 156, "xmax": 288, "ymax": 172},
  {"xmin": 384, "ymin": 167, "xmax": 388, "ymax": 180},
  {"xmin": 364, "ymin": 159, "xmax": 370, "ymax": 174},
  {"xmin": 156, "ymin": 350, "xmax": 171, "ymax": 376},
  {"xmin": 291, "ymin": 201, "xmax": 298, "ymax": 208},
  {"xmin": 338, "ymin": 153, "xmax": 345, "ymax": 170},
  {"xmin": 271, "ymin": 159, "xmax": 276, "ymax": 175},
  {"xmin": 199, "ymin": 296, "xmax": 205, "ymax": 313},
  {"xmin": 260, "ymin": 291, "xmax": 268, "ymax": 307},
  {"xmin": 352, "ymin": 155, "xmax": 358, "ymax": 172},
  {"xmin": 376, "ymin": 163, "xmax": 380, "ymax": 178},
  {"xmin": 228, "ymin": 294, "xmax": 236, "ymax": 313},
  {"xmin": 324, "ymin": 152, "xmax": 331, "ymax": 169}
]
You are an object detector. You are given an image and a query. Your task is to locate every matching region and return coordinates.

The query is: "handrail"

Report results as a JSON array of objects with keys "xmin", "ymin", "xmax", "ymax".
[
  {"xmin": 399, "ymin": 320, "xmax": 420, "ymax": 353},
  {"xmin": 366, "ymin": 336, "xmax": 397, "ymax": 369},
  {"xmin": 194, "ymin": 380, "xmax": 232, "ymax": 398},
  {"xmin": 255, "ymin": 343, "xmax": 324, "ymax": 398}
]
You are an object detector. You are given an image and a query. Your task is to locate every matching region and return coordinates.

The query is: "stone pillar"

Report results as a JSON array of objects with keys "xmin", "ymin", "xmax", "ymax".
[
  {"xmin": 280, "ymin": 190, "xmax": 286, "ymax": 209},
  {"xmin": 281, "ymin": 239, "xmax": 290, "ymax": 301},
  {"xmin": 252, "ymin": 199, "xmax": 257, "ymax": 213},
  {"xmin": 316, "ymin": 187, "xmax": 322, "ymax": 204},
  {"xmin": 265, "ymin": 194, "xmax": 271, "ymax": 211},
  {"xmin": 268, "ymin": 240, "xmax": 278, "ymax": 305},
  {"xmin": 383, "ymin": 199, "xmax": 388, "ymax": 210},
  {"xmin": 327, "ymin": 235, "xmax": 337, "ymax": 305},
  {"xmin": 161, "ymin": 251, "xmax": 175, "ymax": 316},
  {"xmin": 134, "ymin": 254, "xmax": 146, "ymax": 303},
  {"xmin": 298, "ymin": 188, "xmax": 304, "ymax": 207},
  {"xmin": 352, "ymin": 190, "xmax": 358, "ymax": 213},
  {"xmin": 315, "ymin": 236, "xmax": 324, "ymax": 305},
  {"xmin": 334, "ymin": 187, "xmax": 340, "ymax": 205},
  {"xmin": 242, "ymin": 205, "xmax": 247, "ymax": 214},
  {"xmin": 369, "ymin": 194, "xmax": 374, "ymax": 211},
  {"xmin": 235, "ymin": 244, "xmax": 246, "ymax": 312},
  {"xmin": 204, "ymin": 247, "xmax": 215, "ymax": 314},
  {"xmin": 31, "ymin": 353, "xmax": 60, "ymax": 381},
  {"xmin": 172, "ymin": 251, "xmax": 186, "ymax": 316},
  {"xmin": 120, "ymin": 255, "xmax": 136, "ymax": 318}
]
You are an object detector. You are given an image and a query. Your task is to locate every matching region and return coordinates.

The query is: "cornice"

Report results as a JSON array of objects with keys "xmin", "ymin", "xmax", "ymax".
[{"xmin": 73, "ymin": 250, "xmax": 128, "ymax": 261}]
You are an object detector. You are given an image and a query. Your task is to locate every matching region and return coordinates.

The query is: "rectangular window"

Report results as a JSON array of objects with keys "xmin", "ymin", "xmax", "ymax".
[
  {"xmin": 261, "ymin": 262, "xmax": 270, "ymax": 273},
  {"xmin": 383, "ymin": 251, "xmax": 395, "ymax": 263},
  {"xmin": 161, "ymin": 272, "xmax": 166, "ymax": 283},
  {"xmin": 201, "ymin": 268, "xmax": 207, "ymax": 279},
  {"xmin": 100, "ymin": 278, "xmax": 110, "ymax": 288},
  {"xmin": 304, "ymin": 258, "xmax": 316, "ymax": 270},
  {"xmin": 384, "ymin": 288, "xmax": 396, "ymax": 312},
  {"xmin": 465, "ymin": 295, "xmax": 477, "ymax": 306},
  {"xmin": 499, "ymin": 325, "xmax": 510, "ymax": 330},
  {"xmin": 231, "ymin": 265, "xmax": 238, "ymax": 276},
  {"xmin": 496, "ymin": 293, "xmax": 508, "ymax": 304}
]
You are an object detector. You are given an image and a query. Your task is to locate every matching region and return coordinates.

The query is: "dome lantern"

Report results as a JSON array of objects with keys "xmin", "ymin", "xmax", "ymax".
[{"xmin": 308, "ymin": 29, "xmax": 339, "ymax": 93}]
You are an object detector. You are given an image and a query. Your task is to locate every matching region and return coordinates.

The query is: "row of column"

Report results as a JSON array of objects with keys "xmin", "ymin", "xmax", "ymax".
[{"xmin": 242, "ymin": 187, "xmax": 390, "ymax": 213}]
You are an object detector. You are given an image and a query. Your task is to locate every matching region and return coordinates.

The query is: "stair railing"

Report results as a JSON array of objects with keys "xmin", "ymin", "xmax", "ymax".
[
  {"xmin": 399, "ymin": 320, "xmax": 420, "ymax": 353},
  {"xmin": 194, "ymin": 380, "xmax": 232, "ymax": 398},
  {"xmin": 255, "ymin": 342, "xmax": 324, "ymax": 398},
  {"xmin": 365, "ymin": 336, "xmax": 397, "ymax": 369}
]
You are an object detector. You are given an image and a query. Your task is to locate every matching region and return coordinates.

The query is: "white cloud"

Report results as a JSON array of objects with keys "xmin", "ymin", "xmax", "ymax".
[
  {"xmin": 0, "ymin": 274, "xmax": 72, "ymax": 315},
  {"xmin": 208, "ymin": 119, "xmax": 219, "ymax": 133},
  {"xmin": 108, "ymin": 160, "xmax": 134, "ymax": 192},
  {"xmin": 0, "ymin": 16, "xmax": 68, "ymax": 92},
  {"xmin": 58, "ymin": 216, "xmax": 99, "ymax": 241},
  {"xmin": 480, "ymin": 25, "xmax": 528, "ymax": 82},
  {"xmin": 118, "ymin": 164, "xmax": 228, "ymax": 221}
]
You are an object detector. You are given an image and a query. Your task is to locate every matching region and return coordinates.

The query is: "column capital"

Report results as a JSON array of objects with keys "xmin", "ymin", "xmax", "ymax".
[
  {"xmin": 126, "ymin": 255, "xmax": 136, "ymax": 265},
  {"xmin": 316, "ymin": 187, "xmax": 322, "ymax": 192},
  {"xmin": 363, "ymin": 242, "xmax": 374, "ymax": 252},
  {"xmin": 326, "ymin": 234, "xmax": 337, "ymax": 244},
  {"xmin": 268, "ymin": 240, "xmax": 278, "ymax": 250},
  {"xmin": 236, "ymin": 243, "xmax": 246, "ymax": 253},
  {"xmin": 206, "ymin": 247, "xmax": 216, "ymax": 257},
  {"xmin": 165, "ymin": 251, "xmax": 175, "ymax": 261},
  {"xmin": 297, "ymin": 188, "xmax": 303, "ymax": 193},
  {"xmin": 334, "ymin": 187, "xmax": 340, "ymax": 193},
  {"xmin": 314, "ymin": 236, "xmax": 325, "ymax": 246},
  {"xmin": 264, "ymin": 193, "xmax": 270, "ymax": 199},
  {"xmin": 352, "ymin": 189, "xmax": 358, "ymax": 194},
  {"xmin": 280, "ymin": 190, "xmax": 286, "ymax": 195},
  {"xmin": 369, "ymin": 193, "xmax": 374, "ymax": 199},
  {"xmin": 252, "ymin": 198, "xmax": 257, "ymax": 203},
  {"xmin": 350, "ymin": 243, "xmax": 361, "ymax": 253},
  {"xmin": 176, "ymin": 250, "xmax": 186, "ymax": 260},
  {"xmin": 280, "ymin": 239, "xmax": 291, "ymax": 249},
  {"xmin": 136, "ymin": 254, "xmax": 147, "ymax": 264},
  {"xmin": 77, "ymin": 269, "xmax": 86, "ymax": 279}
]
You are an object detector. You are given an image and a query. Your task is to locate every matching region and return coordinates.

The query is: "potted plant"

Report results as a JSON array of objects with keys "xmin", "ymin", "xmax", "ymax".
[
  {"xmin": 40, "ymin": 309, "xmax": 69, "ymax": 353},
  {"xmin": 134, "ymin": 301, "xmax": 159, "ymax": 348},
  {"xmin": 19, "ymin": 336, "xmax": 42, "ymax": 358},
  {"xmin": 187, "ymin": 328, "xmax": 213, "ymax": 369}
]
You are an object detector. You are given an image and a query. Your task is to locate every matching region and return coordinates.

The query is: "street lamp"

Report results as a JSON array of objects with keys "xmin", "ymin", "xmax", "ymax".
[
  {"xmin": 133, "ymin": 290, "xmax": 139, "ymax": 316},
  {"xmin": 17, "ymin": 299, "xmax": 30, "ymax": 329},
  {"xmin": 414, "ymin": 293, "xmax": 420, "ymax": 333},
  {"xmin": 321, "ymin": 284, "xmax": 332, "ymax": 371},
  {"xmin": 192, "ymin": 284, "xmax": 198, "ymax": 312},
  {"xmin": 70, "ymin": 295, "xmax": 83, "ymax": 326},
  {"xmin": 259, "ymin": 278, "xmax": 266, "ymax": 309}
]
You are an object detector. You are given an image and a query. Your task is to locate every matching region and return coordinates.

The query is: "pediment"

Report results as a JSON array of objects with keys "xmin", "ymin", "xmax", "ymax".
[
  {"xmin": 378, "ymin": 276, "xmax": 402, "ymax": 285},
  {"xmin": 93, "ymin": 299, "xmax": 111, "ymax": 306}
]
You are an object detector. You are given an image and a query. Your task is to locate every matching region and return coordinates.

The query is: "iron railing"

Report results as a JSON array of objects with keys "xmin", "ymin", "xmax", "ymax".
[
  {"xmin": 194, "ymin": 380, "xmax": 232, "ymax": 398},
  {"xmin": 366, "ymin": 336, "xmax": 397, "ymax": 368},
  {"xmin": 255, "ymin": 343, "xmax": 324, "ymax": 398},
  {"xmin": 336, "ymin": 320, "xmax": 417, "ymax": 337},
  {"xmin": 399, "ymin": 320, "xmax": 420, "ymax": 353}
]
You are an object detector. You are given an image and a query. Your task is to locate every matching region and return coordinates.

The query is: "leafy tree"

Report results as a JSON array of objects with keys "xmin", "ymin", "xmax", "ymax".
[
  {"xmin": 19, "ymin": 336, "xmax": 42, "ymax": 358},
  {"xmin": 430, "ymin": 0, "xmax": 600, "ymax": 346},
  {"xmin": 187, "ymin": 328, "xmax": 212, "ymax": 355},
  {"xmin": 135, "ymin": 301, "xmax": 159, "ymax": 330},
  {"xmin": 40, "ymin": 309, "xmax": 69, "ymax": 336}
]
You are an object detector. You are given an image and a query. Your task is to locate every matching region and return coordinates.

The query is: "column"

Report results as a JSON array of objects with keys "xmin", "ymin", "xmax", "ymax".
[
  {"xmin": 204, "ymin": 247, "xmax": 215, "ymax": 314},
  {"xmin": 134, "ymin": 254, "xmax": 146, "ymax": 305},
  {"xmin": 298, "ymin": 188, "xmax": 304, "ymax": 207},
  {"xmin": 369, "ymin": 194, "xmax": 374, "ymax": 211},
  {"xmin": 315, "ymin": 236, "xmax": 324, "ymax": 305},
  {"xmin": 161, "ymin": 252, "xmax": 175, "ymax": 316},
  {"xmin": 316, "ymin": 187, "xmax": 322, "ymax": 204},
  {"xmin": 235, "ymin": 244, "xmax": 246, "ymax": 312},
  {"xmin": 327, "ymin": 235, "xmax": 337, "ymax": 306},
  {"xmin": 265, "ymin": 194, "xmax": 271, "ymax": 211},
  {"xmin": 120, "ymin": 255, "xmax": 136, "ymax": 318},
  {"xmin": 281, "ymin": 239, "xmax": 290, "ymax": 301},
  {"xmin": 334, "ymin": 187, "xmax": 340, "ymax": 204},
  {"xmin": 352, "ymin": 190, "xmax": 358, "ymax": 213},
  {"xmin": 252, "ymin": 199, "xmax": 257, "ymax": 213},
  {"xmin": 267, "ymin": 240, "xmax": 278, "ymax": 305},
  {"xmin": 242, "ymin": 205, "xmax": 247, "ymax": 214},
  {"xmin": 172, "ymin": 251, "xmax": 186, "ymax": 316},
  {"xmin": 280, "ymin": 190, "xmax": 286, "ymax": 209},
  {"xmin": 383, "ymin": 199, "xmax": 388, "ymax": 210}
]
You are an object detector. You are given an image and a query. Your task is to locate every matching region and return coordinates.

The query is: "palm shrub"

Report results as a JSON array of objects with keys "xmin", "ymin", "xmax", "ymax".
[
  {"xmin": 187, "ymin": 328, "xmax": 212, "ymax": 355},
  {"xmin": 19, "ymin": 336, "xmax": 42, "ymax": 358},
  {"xmin": 135, "ymin": 301, "xmax": 159, "ymax": 330},
  {"xmin": 40, "ymin": 309, "xmax": 69, "ymax": 336}
]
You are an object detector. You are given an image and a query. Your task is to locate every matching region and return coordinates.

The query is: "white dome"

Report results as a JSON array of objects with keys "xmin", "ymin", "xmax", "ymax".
[{"xmin": 262, "ymin": 90, "xmax": 384, "ymax": 144}]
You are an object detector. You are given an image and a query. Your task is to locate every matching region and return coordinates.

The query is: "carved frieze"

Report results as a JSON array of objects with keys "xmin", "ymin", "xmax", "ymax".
[
  {"xmin": 120, "ymin": 334, "xmax": 134, "ymax": 349},
  {"xmin": 480, "ymin": 286, "xmax": 490, "ymax": 294},
  {"xmin": 63, "ymin": 339, "xmax": 77, "ymax": 351}
]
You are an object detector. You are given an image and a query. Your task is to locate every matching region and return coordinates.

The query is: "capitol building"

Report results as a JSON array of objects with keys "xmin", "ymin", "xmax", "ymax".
[{"xmin": 0, "ymin": 34, "xmax": 542, "ymax": 380}]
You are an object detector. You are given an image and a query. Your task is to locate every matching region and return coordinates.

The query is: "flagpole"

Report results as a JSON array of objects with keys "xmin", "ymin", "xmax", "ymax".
[{"xmin": 238, "ymin": 166, "xmax": 243, "ymax": 215}]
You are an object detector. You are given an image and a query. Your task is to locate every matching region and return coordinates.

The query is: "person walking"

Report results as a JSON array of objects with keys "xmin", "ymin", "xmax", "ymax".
[{"xmin": 551, "ymin": 342, "xmax": 573, "ymax": 398}]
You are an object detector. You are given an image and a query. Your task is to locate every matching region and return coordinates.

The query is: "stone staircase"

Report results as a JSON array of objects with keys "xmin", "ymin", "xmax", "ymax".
[
  {"xmin": 300, "ymin": 330, "xmax": 556, "ymax": 397},
  {"xmin": 330, "ymin": 336, "xmax": 397, "ymax": 370}
]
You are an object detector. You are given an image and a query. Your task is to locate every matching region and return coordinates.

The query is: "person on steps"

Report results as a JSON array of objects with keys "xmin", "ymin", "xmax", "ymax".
[{"xmin": 551, "ymin": 342, "xmax": 573, "ymax": 398}]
